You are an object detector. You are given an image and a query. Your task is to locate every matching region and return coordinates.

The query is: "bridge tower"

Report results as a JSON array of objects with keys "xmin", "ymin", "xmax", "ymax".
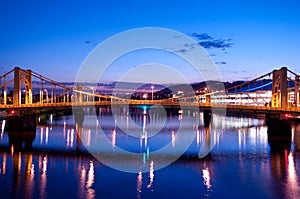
[
  {"xmin": 295, "ymin": 75, "xmax": 300, "ymax": 107},
  {"xmin": 205, "ymin": 87, "xmax": 211, "ymax": 104},
  {"xmin": 271, "ymin": 67, "xmax": 288, "ymax": 108},
  {"xmin": 13, "ymin": 67, "xmax": 32, "ymax": 106},
  {"xmin": 75, "ymin": 84, "xmax": 83, "ymax": 102}
]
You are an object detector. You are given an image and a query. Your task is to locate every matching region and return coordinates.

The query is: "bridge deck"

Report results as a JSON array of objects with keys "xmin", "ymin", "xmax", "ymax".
[{"xmin": 1, "ymin": 100, "xmax": 300, "ymax": 115}]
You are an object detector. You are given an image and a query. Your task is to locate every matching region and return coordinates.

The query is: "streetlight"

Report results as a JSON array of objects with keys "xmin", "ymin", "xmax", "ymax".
[
  {"xmin": 151, "ymin": 86, "xmax": 154, "ymax": 101},
  {"xmin": 44, "ymin": 89, "xmax": 48, "ymax": 103}
]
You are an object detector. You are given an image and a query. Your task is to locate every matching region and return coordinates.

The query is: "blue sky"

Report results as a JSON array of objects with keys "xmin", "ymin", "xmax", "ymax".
[{"xmin": 1, "ymin": 0, "xmax": 300, "ymax": 83}]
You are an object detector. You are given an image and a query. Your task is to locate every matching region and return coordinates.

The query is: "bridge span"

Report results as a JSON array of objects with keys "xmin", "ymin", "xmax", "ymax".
[{"xmin": 0, "ymin": 66, "xmax": 300, "ymax": 135}]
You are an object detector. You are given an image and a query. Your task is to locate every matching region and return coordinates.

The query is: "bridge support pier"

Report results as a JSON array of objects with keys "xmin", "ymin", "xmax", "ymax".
[
  {"xmin": 203, "ymin": 109, "xmax": 211, "ymax": 127},
  {"xmin": 266, "ymin": 113, "xmax": 291, "ymax": 137},
  {"xmin": 73, "ymin": 108, "xmax": 85, "ymax": 126},
  {"xmin": 5, "ymin": 110, "xmax": 36, "ymax": 132}
]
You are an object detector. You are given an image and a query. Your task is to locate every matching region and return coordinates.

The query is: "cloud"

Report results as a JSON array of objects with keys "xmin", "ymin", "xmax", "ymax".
[
  {"xmin": 199, "ymin": 40, "xmax": 233, "ymax": 50},
  {"xmin": 215, "ymin": 61, "xmax": 227, "ymax": 65},
  {"xmin": 175, "ymin": 49, "xmax": 189, "ymax": 54},
  {"xmin": 191, "ymin": 33, "xmax": 213, "ymax": 40},
  {"xmin": 173, "ymin": 32, "xmax": 233, "ymax": 56},
  {"xmin": 85, "ymin": 40, "xmax": 97, "ymax": 46},
  {"xmin": 175, "ymin": 43, "xmax": 196, "ymax": 54},
  {"xmin": 190, "ymin": 33, "xmax": 233, "ymax": 50}
]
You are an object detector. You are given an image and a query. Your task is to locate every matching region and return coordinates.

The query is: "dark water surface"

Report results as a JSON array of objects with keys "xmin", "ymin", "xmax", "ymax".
[{"xmin": 0, "ymin": 108, "xmax": 299, "ymax": 199}]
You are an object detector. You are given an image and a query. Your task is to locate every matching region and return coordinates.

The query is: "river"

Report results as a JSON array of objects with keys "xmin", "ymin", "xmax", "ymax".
[{"xmin": 0, "ymin": 107, "xmax": 299, "ymax": 199}]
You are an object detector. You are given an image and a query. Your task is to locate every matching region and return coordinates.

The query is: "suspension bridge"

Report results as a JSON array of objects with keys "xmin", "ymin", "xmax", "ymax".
[
  {"xmin": 0, "ymin": 66, "xmax": 299, "ymax": 110},
  {"xmin": 0, "ymin": 66, "xmax": 300, "ymax": 130}
]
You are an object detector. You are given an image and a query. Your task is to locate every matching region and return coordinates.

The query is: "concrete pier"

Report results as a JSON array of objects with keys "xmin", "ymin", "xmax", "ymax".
[
  {"xmin": 5, "ymin": 110, "xmax": 36, "ymax": 132},
  {"xmin": 266, "ymin": 113, "xmax": 291, "ymax": 136},
  {"xmin": 73, "ymin": 108, "xmax": 85, "ymax": 126},
  {"xmin": 203, "ymin": 109, "xmax": 211, "ymax": 127}
]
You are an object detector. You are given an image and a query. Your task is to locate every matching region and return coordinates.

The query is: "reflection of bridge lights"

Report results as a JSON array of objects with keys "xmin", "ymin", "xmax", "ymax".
[
  {"xmin": 111, "ymin": 129, "xmax": 116, "ymax": 149},
  {"xmin": 1, "ymin": 120, "xmax": 5, "ymax": 133},
  {"xmin": 196, "ymin": 129, "xmax": 200, "ymax": 147},
  {"xmin": 137, "ymin": 171, "xmax": 142, "ymax": 193},
  {"xmin": 67, "ymin": 129, "xmax": 75, "ymax": 147},
  {"xmin": 42, "ymin": 156, "xmax": 47, "ymax": 173},
  {"xmin": 40, "ymin": 127, "xmax": 43, "ymax": 144},
  {"xmin": 39, "ymin": 155, "xmax": 47, "ymax": 199},
  {"xmin": 45, "ymin": 127, "xmax": 49, "ymax": 144},
  {"xmin": 1, "ymin": 152, "xmax": 6, "ymax": 174},
  {"xmin": 86, "ymin": 161, "xmax": 95, "ymax": 190},
  {"xmin": 172, "ymin": 130, "xmax": 176, "ymax": 147},
  {"xmin": 86, "ymin": 129, "xmax": 92, "ymax": 147},
  {"xmin": 142, "ymin": 106, "xmax": 148, "ymax": 115},
  {"xmin": 144, "ymin": 131, "xmax": 148, "ymax": 148},
  {"xmin": 178, "ymin": 113, "xmax": 183, "ymax": 120},
  {"xmin": 147, "ymin": 161, "xmax": 155, "ymax": 189},
  {"xmin": 10, "ymin": 145, "xmax": 14, "ymax": 154},
  {"xmin": 80, "ymin": 165, "xmax": 86, "ymax": 197},
  {"xmin": 202, "ymin": 167, "xmax": 211, "ymax": 190},
  {"xmin": 286, "ymin": 151, "xmax": 300, "ymax": 199}
]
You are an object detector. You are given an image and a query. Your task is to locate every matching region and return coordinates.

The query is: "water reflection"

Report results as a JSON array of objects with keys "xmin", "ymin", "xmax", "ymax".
[
  {"xmin": 24, "ymin": 153, "xmax": 34, "ymax": 199},
  {"xmin": 40, "ymin": 127, "xmax": 49, "ymax": 145},
  {"xmin": 147, "ymin": 160, "xmax": 155, "ymax": 190},
  {"xmin": 286, "ymin": 151, "xmax": 300, "ymax": 198},
  {"xmin": 202, "ymin": 167, "xmax": 212, "ymax": 190},
  {"xmin": 111, "ymin": 128, "xmax": 116, "ymax": 149},
  {"xmin": 136, "ymin": 160, "xmax": 155, "ymax": 198},
  {"xmin": 0, "ymin": 151, "xmax": 97, "ymax": 199},
  {"xmin": 79, "ymin": 160, "xmax": 96, "ymax": 199},
  {"xmin": 12, "ymin": 152, "xmax": 21, "ymax": 196},
  {"xmin": 137, "ymin": 171, "xmax": 142, "ymax": 199},
  {"xmin": 0, "ymin": 152, "xmax": 6, "ymax": 174},
  {"xmin": 8, "ymin": 131, "xmax": 36, "ymax": 152},
  {"xmin": 76, "ymin": 124, "xmax": 83, "ymax": 152},
  {"xmin": 268, "ymin": 125, "xmax": 300, "ymax": 199},
  {"xmin": 0, "ymin": 110, "xmax": 300, "ymax": 198},
  {"xmin": 66, "ymin": 128, "xmax": 75, "ymax": 148},
  {"xmin": 39, "ymin": 155, "xmax": 47, "ymax": 199}
]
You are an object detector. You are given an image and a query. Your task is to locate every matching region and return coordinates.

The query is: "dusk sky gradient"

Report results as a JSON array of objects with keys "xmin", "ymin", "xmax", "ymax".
[{"xmin": 1, "ymin": 0, "xmax": 300, "ymax": 83}]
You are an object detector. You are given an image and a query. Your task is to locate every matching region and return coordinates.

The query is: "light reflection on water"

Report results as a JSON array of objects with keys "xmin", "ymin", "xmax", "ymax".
[{"xmin": 0, "ymin": 108, "xmax": 299, "ymax": 198}]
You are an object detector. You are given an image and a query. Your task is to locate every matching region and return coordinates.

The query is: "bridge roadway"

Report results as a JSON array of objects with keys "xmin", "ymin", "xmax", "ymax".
[{"xmin": 1, "ymin": 99, "xmax": 300, "ymax": 119}]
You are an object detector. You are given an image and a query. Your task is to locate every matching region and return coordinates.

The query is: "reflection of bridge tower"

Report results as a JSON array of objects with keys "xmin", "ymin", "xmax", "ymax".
[
  {"xmin": 272, "ymin": 67, "xmax": 288, "ymax": 108},
  {"xmin": 13, "ymin": 67, "xmax": 32, "ymax": 106}
]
